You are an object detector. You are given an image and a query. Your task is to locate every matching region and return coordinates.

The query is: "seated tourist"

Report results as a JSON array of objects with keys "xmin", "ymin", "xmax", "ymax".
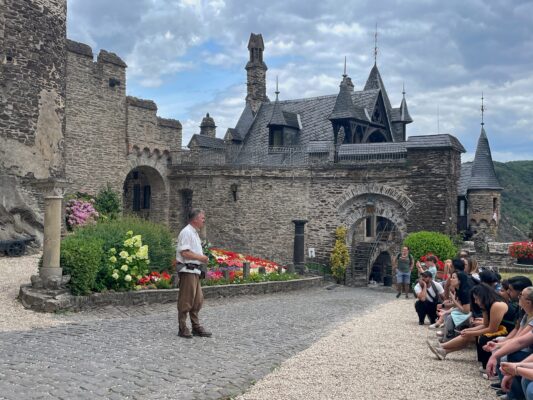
[
  {"xmin": 416, "ymin": 256, "xmax": 438, "ymax": 279},
  {"xmin": 431, "ymin": 271, "xmax": 472, "ymax": 335},
  {"xmin": 414, "ymin": 271, "xmax": 444, "ymax": 325},
  {"xmin": 500, "ymin": 356, "xmax": 533, "ymax": 400},
  {"xmin": 466, "ymin": 257, "xmax": 481, "ymax": 283},
  {"xmin": 427, "ymin": 283, "xmax": 509, "ymax": 361},
  {"xmin": 485, "ymin": 287, "xmax": 533, "ymax": 397}
]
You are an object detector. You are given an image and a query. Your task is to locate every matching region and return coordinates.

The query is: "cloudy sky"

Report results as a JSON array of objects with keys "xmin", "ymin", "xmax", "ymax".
[{"xmin": 67, "ymin": 0, "xmax": 533, "ymax": 161}]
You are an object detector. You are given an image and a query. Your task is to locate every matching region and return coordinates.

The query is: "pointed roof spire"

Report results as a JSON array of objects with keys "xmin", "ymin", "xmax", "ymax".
[
  {"xmin": 268, "ymin": 77, "xmax": 287, "ymax": 126},
  {"xmin": 364, "ymin": 64, "xmax": 392, "ymax": 113},
  {"xmin": 469, "ymin": 123, "xmax": 502, "ymax": 191},
  {"xmin": 481, "ymin": 92, "xmax": 486, "ymax": 127},
  {"xmin": 329, "ymin": 75, "xmax": 358, "ymax": 120},
  {"xmin": 399, "ymin": 84, "xmax": 413, "ymax": 123},
  {"xmin": 374, "ymin": 23, "xmax": 378, "ymax": 65}
]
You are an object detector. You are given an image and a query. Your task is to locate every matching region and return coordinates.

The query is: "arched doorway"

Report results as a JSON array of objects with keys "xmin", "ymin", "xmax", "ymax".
[
  {"xmin": 123, "ymin": 166, "xmax": 168, "ymax": 224},
  {"xmin": 334, "ymin": 183, "xmax": 414, "ymax": 286}
]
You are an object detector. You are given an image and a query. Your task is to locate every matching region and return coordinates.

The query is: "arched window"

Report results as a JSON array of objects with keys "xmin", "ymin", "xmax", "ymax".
[{"xmin": 367, "ymin": 131, "xmax": 387, "ymax": 143}]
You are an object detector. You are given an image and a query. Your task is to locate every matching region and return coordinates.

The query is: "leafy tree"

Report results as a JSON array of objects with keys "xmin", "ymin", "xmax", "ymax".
[
  {"xmin": 330, "ymin": 226, "xmax": 350, "ymax": 283},
  {"xmin": 94, "ymin": 183, "xmax": 121, "ymax": 220}
]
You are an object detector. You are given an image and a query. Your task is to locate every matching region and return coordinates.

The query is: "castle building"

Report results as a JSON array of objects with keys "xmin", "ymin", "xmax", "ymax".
[{"xmin": 0, "ymin": 1, "xmax": 501, "ymax": 285}]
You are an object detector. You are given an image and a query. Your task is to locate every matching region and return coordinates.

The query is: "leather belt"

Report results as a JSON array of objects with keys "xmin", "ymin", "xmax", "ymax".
[{"xmin": 177, "ymin": 263, "xmax": 200, "ymax": 270}]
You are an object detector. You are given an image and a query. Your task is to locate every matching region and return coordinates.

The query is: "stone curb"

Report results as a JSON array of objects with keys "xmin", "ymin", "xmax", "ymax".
[{"xmin": 18, "ymin": 276, "xmax": 324, "ymax": 313}]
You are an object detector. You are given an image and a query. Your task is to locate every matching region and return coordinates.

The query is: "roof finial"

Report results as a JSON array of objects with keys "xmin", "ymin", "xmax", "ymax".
[
  {"xmin": 437, "ymin": 104, "xmax": 440, "ymax": 134},
  {"xmin": 275, "ymin": 75, "xmax": 280, "ymax": 101},
  {"xmin": 402, "ymin": 82, "xmax": 406, "ymax": 98},
  {"xmin": 343, "ymin": 56, "xmax": 347, "ymax": 78},
  {"xmin": 481, "ymin": 92, "xmax": 486, "ymax": 126},
  {"xmin": 374, "ymin": 22, "xmax": 378, "ymax": 65}
]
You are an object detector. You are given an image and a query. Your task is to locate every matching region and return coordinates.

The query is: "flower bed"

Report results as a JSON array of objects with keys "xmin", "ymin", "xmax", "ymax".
[{"xmin": 509, "ymin": 242, "xmax": 533, "ymax": 265}]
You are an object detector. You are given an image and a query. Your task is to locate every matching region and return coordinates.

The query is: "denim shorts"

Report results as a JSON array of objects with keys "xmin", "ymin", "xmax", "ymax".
[{"xmin": 396, "ymin": 271, "xmax": 411, "ymax": 284}]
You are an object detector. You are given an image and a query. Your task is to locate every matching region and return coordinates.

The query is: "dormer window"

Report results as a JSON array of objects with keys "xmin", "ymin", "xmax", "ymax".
[{"xmin": 269, "ymin": 127, "xmax": 284, "ymax": 147}]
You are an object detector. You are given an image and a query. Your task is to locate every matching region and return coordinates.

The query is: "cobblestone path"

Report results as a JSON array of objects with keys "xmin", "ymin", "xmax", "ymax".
[{"xmin": 0, "ymin": 285, "xmax": 390, "ymax": 400}]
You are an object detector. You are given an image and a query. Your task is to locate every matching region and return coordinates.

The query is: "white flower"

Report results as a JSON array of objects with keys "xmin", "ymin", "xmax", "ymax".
[
  {"xmin": 120, "ymin": 265, "xmax": 128, "ymax": 272},
  {"xmin": 112, "ymin": 273, "xmax": 119, "ymax": 280},
  {"xmin": 119, "ymin": 251, "xmax": 128, "ymax": 259},
  {"xmin": 124, "ymin": 275, "xmax": 132, "ymax": 282}
]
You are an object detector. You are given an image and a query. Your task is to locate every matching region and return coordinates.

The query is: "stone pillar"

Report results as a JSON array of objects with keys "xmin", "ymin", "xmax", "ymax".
[
  {"xmin": 243, "ymin": 262, "xmax": 250, "ymax": 278},
  {"xmin": 33, "ymin": 179, "xmax": 69, "ymax": 288},
  {"xmin": 292, "ymin": 220, "xmax": 308, "ymax": 274}
]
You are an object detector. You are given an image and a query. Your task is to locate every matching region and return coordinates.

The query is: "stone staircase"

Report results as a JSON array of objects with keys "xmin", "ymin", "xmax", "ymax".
[{"xmin": 346, "ymin": 242, "xmax": 374, "ymax": 287}]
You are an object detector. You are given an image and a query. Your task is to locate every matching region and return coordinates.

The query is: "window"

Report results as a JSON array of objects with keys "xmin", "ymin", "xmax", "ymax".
[
  {"xmin": 133, "ymin": 184, "xmax": 141, "ymax": 211},
  {"xmin": 269, "ymin": 128, "xmax": 284, "ymax": 147},
  {"xmin": 459, "ymin": 199, "xmax": 466, "ymax": 217},
  {"xmin": 142, "ymin": 185, "xmax": 151, "ymax": 209},
  {"xmin": 365, "ymin": 217, "xmax": 373, "ymax": 237}
]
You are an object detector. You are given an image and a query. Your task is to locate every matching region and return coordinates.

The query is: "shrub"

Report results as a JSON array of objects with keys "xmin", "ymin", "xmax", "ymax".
[
  {"xmin": 65, "ymin": 198, "xmax": 99, "ymax": 230},
  {"xmin": 330, "ymin": 226, "xmax": 350, "ymax": 283},
  {"xmin": 60, "ymin": 235, "xmax": 103, "ymax": 295},
  {"xmin": 403, "ymin": 231, "xmax": 458, "ymax": 262},
  {"xmin": 104, "ymin": 231, "xmax": 150, "ymax": 291},
  {"xmin": 509, "ymin": 242, "xmax": 533, "ymax": 259},
  {"xmin": 403, "ymin": 231, "xmax": 458, "ymax": 286},
  {"xmin": 72, "ymin": 216, "xmax": 174, "ymax": 273},
  {"xmin": 94, "ymin": 184, "xmax": 121, "ymax": 221}
]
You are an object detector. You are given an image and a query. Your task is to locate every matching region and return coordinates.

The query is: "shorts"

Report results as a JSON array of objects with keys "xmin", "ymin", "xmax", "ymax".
[{"xmin": 396, "ymin": 271, "xmax": 411, "ymax": 284}]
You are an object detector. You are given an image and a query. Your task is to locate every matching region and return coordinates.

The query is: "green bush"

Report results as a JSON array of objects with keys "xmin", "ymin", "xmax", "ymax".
[
  {"xmin": 330, "ymin": 226, "xmax": 350, "ymax": 283},
  {"xmin": 60, "ymin": 235, "xmax": 103, "ymax": 295},
  {"xmin": 403, "ymin": 231, "xmax": 458, "ymax": 262},
  {"xmin": 94, "ymin": 184, "xmax": 121, "ymax": 220},
  {"xmin": 72, "ymin": 216, "xmax": 174, "ymax": 273},
  {"xmin": 403, "ymin": 231, "xmax": 458, "ymax": 287}
]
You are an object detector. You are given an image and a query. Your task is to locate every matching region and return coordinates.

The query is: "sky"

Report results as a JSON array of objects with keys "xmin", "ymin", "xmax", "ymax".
[{"xmin": 67, "ymin": 0, "xmax": 533, "ymax": 162}]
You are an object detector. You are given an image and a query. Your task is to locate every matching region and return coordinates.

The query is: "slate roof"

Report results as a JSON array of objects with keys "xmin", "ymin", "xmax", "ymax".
[
  {"xmin": 188, "ymin": 134, "xmax": 225, "ymax": 149},
  {"xmin": 231, "ymin": 103, "xmax": 256, "ymax": 141},
  {"xmin": 405, "ymin": 134, "xmax": 466, "ymax": 152},
  {"xmin": 468, "ymin": 127, "xmax": 502, "ymax": 190},
  {"xmin": 329, "ymin": 80, "xmax": 360, "ymax": 120},
  {"xmin": 397, "ymin": 98, "xmax": 413, "ymax": 123},
  {"xmin": 458, "ymin": 162, "xmax": 473, "ymax": 196}
]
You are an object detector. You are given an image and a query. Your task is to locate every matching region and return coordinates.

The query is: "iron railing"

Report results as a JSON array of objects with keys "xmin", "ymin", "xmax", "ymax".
[{"xmin": 171, "ymin": 143, "xmax": 407, "ymax": 167}]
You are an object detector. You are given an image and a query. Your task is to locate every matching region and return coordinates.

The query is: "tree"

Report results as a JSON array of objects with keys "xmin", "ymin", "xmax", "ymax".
[{"xmin": 330, "ymin": 226, "xmax": 350, "ymax": 283}]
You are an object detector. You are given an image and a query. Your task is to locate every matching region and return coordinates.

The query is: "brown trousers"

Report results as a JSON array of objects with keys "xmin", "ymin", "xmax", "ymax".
[{"xmin": 177, "ymin": 272, "xmax": 204, "ymax": 331}]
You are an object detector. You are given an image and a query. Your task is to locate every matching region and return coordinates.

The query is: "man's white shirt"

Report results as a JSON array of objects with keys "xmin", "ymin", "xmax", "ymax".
[{"xmin": 176, "ymin": 224, "xmax": 203, "ymax": 275}]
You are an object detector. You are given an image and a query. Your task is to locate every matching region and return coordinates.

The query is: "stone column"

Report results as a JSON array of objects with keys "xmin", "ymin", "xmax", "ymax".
[
  {"xmin": 33, "ymin": 179, "xmax": 69, "ymax": 288},
  {"xmin": 292, "ymin": 220, "xmax": 308, "ymax": 274}
]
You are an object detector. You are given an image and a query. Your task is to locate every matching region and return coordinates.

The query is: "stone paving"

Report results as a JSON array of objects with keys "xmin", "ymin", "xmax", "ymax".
[{"xmin": 0, "ymin": 285, "xmax": 390, "ymax": 400}]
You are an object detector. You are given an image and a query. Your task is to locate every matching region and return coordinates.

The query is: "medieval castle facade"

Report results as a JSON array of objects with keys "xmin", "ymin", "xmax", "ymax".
[{"xmin": 1, "ymin": 0, "xmax": 502, "ymax": 285}]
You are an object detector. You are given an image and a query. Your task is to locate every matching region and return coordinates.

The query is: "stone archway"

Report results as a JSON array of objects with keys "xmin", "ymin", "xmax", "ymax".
[
  {"xmin": 123, "ymin": 165, "xmax": 168, "ymax": 224},
  {"xmin": 335, "ymin": 183, "xmax": 412, "ymax": 286}
]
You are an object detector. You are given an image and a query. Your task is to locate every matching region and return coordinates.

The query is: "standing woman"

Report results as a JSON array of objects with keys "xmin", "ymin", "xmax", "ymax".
[
  {"xmin": 428, "ymin": 283, "xmax": 508, "ymax": 361},
  {"xmin": 393, "ymin": 246, "xmax": 414, "ymax": 299}
]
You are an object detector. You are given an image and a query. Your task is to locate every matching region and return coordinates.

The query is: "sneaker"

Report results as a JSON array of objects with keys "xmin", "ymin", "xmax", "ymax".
[
  {"xmin": 436, "ymin": 330, "xmax": 444, "ymax": 337},
  {"xmin": 192, "ymin": 326, "xmax": 212, "ymax": 337},
  {"xmin": 498, "ymin": 395, "xmax": 508, "ymax": 400},
  {"xmin": 396, "ymin": 292, "xmax": 401, "ymax": 298},
  {"xmin": 490, "ymin": 382, "xmax": 502, "ymax": 390},
  {"xmin": 427, "ymin": 340, "xmax": 446, "ymax": 360},
  {"xmin": 482, "ymin": 373, "xmax": 499, "ymax": 381},
  {"xmin": 429, "ymin": 323, "xmax": 441, "ymax": 329},
  {"xmin": 479, "ymin": 367, "xmax": 487, "ymax": 373},
  {"xmin": 496, "ymin": 389, "xmax": 506, "ymax": 396}
]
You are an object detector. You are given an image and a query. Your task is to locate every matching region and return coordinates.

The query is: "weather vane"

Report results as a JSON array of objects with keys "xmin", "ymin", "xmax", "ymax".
[
  {"xmin": 343, "ymin": 56, "xmax": 347, "ymax": 77},
  {"xmin": 481, "ymin": 92, "xmax": 486, "ymax": 126},
  {"xmin": 374, "ymin": 23, "xmax": 378, "ymax": 64}
]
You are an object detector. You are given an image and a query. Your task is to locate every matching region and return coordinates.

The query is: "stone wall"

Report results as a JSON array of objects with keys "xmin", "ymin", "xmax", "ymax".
[
  {"xmin": 0, "ymin": 0, "xmax": 67, "ymax": 242},
  {"xmin": 168, "ymin": 146, "xmax": 462, "ymax": 268},
  {"xmin": 63, "ymin": 41, "xmax": 128, "ymax": 196},
  {"xmin": 127, "ymin": 97, "xmax": 181, "ymax": 155},
  {"xmin": 468, "ymin": 189, "xmax": 500, "ymax": 242}
]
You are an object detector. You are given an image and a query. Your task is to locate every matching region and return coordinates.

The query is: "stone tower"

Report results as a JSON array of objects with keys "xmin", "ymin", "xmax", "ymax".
[
  {"xmin": 199, "ymin": 113, "xmax": 216, "ymax": 138},
  {"xmin": 245, "ymin": 33, "xmax": 269, "ymax": 114},
  {"xmin": 467, "ymin": 126, "xmax": 502, "ymax": 242},
  {"xmin": 0, "ymin": 0, "xmax": 68, "ymax": 242}
]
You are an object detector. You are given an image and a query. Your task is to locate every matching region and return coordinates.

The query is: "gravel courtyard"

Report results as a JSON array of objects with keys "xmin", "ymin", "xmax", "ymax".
[{"xmin": 1, "ymin": 254, "xmax": 494, "ymax": 399}]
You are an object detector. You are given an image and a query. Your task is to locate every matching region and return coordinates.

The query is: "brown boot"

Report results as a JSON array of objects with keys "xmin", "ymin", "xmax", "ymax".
[
  {"xmin": 192, "ymin": 326, "xmax": 212, "ymax": 337},
  {"xmin": 178, "ymin": 312, "xmax": 192, "ymax": 338},
  {"xmin": 178, "ymin": 327, "xmax": 193, "ymax": 339}
]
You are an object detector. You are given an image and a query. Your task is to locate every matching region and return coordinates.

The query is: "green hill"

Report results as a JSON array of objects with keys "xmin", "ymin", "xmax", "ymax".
[{"xmin": 494, "ymin": 160, "xmax": 533, "ymax": 241}]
